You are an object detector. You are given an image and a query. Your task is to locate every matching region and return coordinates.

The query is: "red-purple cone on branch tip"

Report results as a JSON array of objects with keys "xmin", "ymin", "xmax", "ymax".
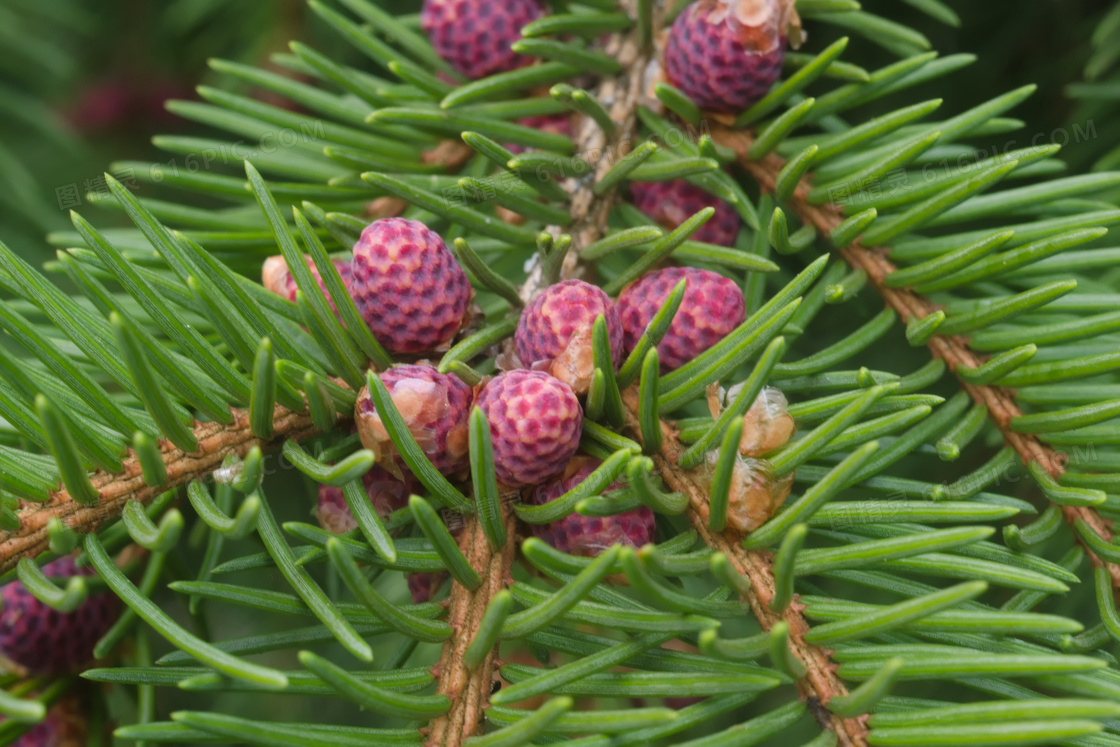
[
  {"xmin": 664, "ymin": 0, "xmax": 789, "ymax": 113},
  {"xmin": 527, "ymin": 457, "xmax": 655, "ymax": 556},
  {"xmin": 421, "ymin": 0, "xmax": 542, "ymax": 80},
  {"xmin": 515, "ymin": 279, "xmax": 623, "ymax": 395},
  {"xmin": 617, "ymin": 267, "xmax": 745, "ymax": 372},
  {"xmin": 262, "ymin": 255, "xmax": 353, "ymax": 312},
  {"xmin": 475, "ymin": 370, "xmax": 582, "ymax": 488},
  {"xmin": 630, "ymin": 179, "xmax": 741, "ymax": 246},
  {"xmin": 507, "ymin": 113, "xmax": 573, "ymax": 155},
  {"xmin": 0, "ymin": 557, "xmax": 119, "ymax": 674},
  {"xmin": 317, "ymin": 465, "xmax": 414, "ymax": 535},
  {"xmin": 355, "ymin": 364, "xmax": 472, "ymax": 480},
  {"xmin": 408, "ymin": 572, "xmax": 449, "ymax": 603},
  {"xmin": 350, "ymin": 218, "xmax": 471, "ymax": 354}
]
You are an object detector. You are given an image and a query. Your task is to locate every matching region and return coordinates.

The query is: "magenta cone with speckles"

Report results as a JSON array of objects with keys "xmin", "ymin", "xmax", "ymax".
[
  {"xmin": 317, "ymin": 465, "xmax": 414, "ymax": 535},
  {"xmin": 664, "ymin": 0, "xmax": 786, "ymax": 113},
  {"xmin": 355, "ymin": 364, "xmax": 473, "ymax": 480},
  {"xmin": 350, "ymin": 218, "xmax": 471, "ymax": 354},
  {"xmin": 0, "ymin": 557, "xmax": 119, "ymax": 674},
  {"xmin": 630, "ymin": 179, "xmax": 741, "ymax": 247},
  {"xmin": 527, "ymin": 458, "xmax": 655, "ymax": 557},
  {"xmin": 475, "ymin": 371, "xmax": 582, "ymax": 488},
  {"xmin": 421, "ymin": 0, "xmax": 542, "ymax": 80},
  {"xmin": 515, "ymin": 280, "xmax": 623, "ymax": 395},
  {"xmin": 617, "ymin": 267, "xmax": 745, "ymax": 372}
]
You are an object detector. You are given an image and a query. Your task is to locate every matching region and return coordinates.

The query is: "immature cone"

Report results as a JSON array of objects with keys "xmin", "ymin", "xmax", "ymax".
[
  {"xmin": 421, "ymin": 0, "xmax": 543, "ymax": 79},
  {"xmin": 475, "ymin": 370, "xmax": 583, "ymax": 488},
  {"xmin": 262, "ymin": 254, "xmax": 353, "ymax": 312},
  {"xmin": 630, "ymin": 180, "xmax": 742, "ymax": 246},
  {"xmin": 527, "ymin": 457, "xmax": 656, "ymax": 557},
  {"xmin": 515, "ymin": 279, "xmax": 624, "ymax": 395},
  {"xmin": 617, "ymin": 267, "xmax": 746, "ymax": 372},
  {"xmin": 317, "ymin": 465, "xmax": 414, "ymax": 535},
  {"xmin": 355, "ymin": 365, "xmax": 472, "ymax": 480},
  {"xmin": 350, "ymin": 218, "xmax": 471, "ymax": 353},
  {"xmin": 664, "ymin": 0, "xmax": 796, "ymax": 113},
  {"xmin": 0, "ymin": 557, "xmax": 119, "ymax": 674}
]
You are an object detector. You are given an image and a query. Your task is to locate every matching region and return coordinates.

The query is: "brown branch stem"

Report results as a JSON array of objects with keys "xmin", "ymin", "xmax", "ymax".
[
  {"xmin": 621, "ymin": 390, "xmax": 868, "ymax": 746},
  {"xmin": 0, "ymin": 406, "xmax": 318, "ymax": 575},
  {"xmin": 711, "ymin": 127, "xmax": 1120, "ymax": 589},
  {"xmin": 428, "ymin": 7, "xmax": 655, "ymax": 743},
  {"xmin": 426, "ymin": 511, "xmax": 518, "ymax": 746}
]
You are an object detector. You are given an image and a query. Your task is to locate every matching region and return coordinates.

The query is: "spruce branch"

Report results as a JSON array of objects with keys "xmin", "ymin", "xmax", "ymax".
[
  {"xmin": 522, "ymin": 3, "xmax": 653, "ymax": 297},
  {"xmin": 0, "ymin": 406, "xmax": 318, "ymax": 574},
  {"xmin": 0, "ymin": 12, "xmax": 902, "ymax": 745},
  {"xmin": 427, "ymin": 511, "xmax": 518, "ymax": 746},
  {"xmin": 0, "ymin": 100, "xmax": 476, "ymax": 580},
  {"xmin": 416, "ymin": 6, "xmax": 872, "ymax": 736},
  {"xmin": 432, "ymin": 8, "xmax": 655, "ymax": 740},
  {"xmin": 711, "ymin": 127, "xmax": 1120, "ymax": 591},
  {"xmin": 620, "ymin": 388, "xmax": 868, "ymax": 747},
  {"xmin": 7, "ymin": 3, "xmax": 1120, "ymax": 744}
]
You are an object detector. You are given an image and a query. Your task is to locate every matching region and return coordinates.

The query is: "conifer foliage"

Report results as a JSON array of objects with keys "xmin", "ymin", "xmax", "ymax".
[{"xmin": 4, "ymin": 0, "xmax": 1120, "ymax": 744}]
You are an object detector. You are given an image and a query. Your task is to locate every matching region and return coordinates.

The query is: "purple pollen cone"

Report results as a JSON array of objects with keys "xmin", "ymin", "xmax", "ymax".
[
  {"xmin": 515, "ymin": 279, "xmax": 623, "ymax": 395},
  {"xmin": 475, "ymin": 370, "xmax": 583, "ymax": 488},
  {"xmin": 630, "ymin": 179, "xmax": 742, "ymax": 247},
  {"xmin": 527, "ymin": 457, "xmax": 656, "ymax": 557},
  {"xmin": 408, "ymin": 572, "xmax": 449, "ymax": 604},
  {"xmin": 617, "ymin": 267, "xmax": 745, "ymax": 372},
  {"xmin": 262, "ymin": 254, "xmax": 353, "ymax": 312},
  {"xmin": 664, "ymin": 0, "xmax": 787, "ymax": 113},
  {"xmin": 350, "ymin": 218, "xmax": 471, "ymax": 354},
  {"xmin": 0, "ymin": 557, "xmax": 119, "ymax": 674},
  {"xmin": 507, "ymin": 113, "xmax": 573, "ymax": 155},
  {"xmin": 317, "ymin": 465, "xmax": 415, "ymax": 536},
  {"xmin": 421, "ymin": 0, "xmax": 543, "ymax": 80},
  {"xmin": 11, "ymin": 714, "xmax": 61, "ymax": 746}
]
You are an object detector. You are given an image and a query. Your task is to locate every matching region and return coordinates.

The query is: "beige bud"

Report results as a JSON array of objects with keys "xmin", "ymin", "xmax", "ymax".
[
  {"xmin": 355, "ymin": 376, "xmax": 459, "ymax": 480},
  {"xmin": 701, "ymin": 452, "xmax": 792, "ymax": 533},
  {"xmin": 547, "ymin": 325, "xmax": 596, "ymax": 396},
  {"xmin": 496, "ymin": 205, "xmax": 528, "ymax": 226},
  {"xmin": 364, "ymin": 196, "xmax": 408, "ymax": 218},
  {"xmin": 727, "ymin": 457, "xmax": 792, "ymax": 533},
  {"xmin": 704, "ymin": 0, "xmax": 803, "ymax": 49},
  {"xmin": 739, "ymin": 387, "xmax": 796, "ymax": 457},
  {"xmin": 261, "ymin": 255, "xmax": 293, "ymax": 298}
]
